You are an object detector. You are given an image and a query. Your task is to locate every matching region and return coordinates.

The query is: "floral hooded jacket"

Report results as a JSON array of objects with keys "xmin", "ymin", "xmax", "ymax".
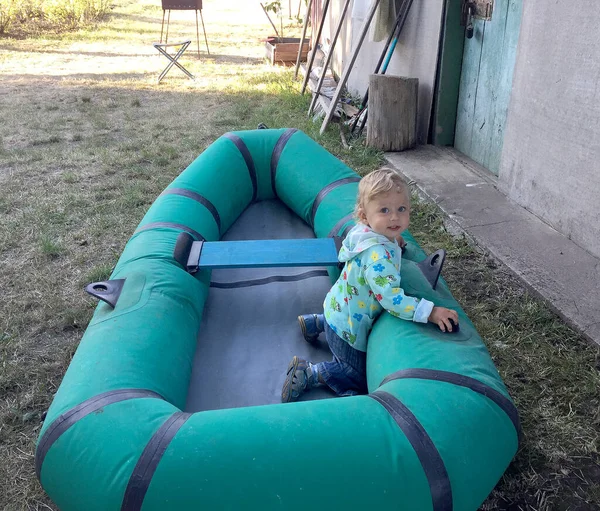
[{"xmin": 323, "ymin": 223, "xmax": 434, "ymax": 352}]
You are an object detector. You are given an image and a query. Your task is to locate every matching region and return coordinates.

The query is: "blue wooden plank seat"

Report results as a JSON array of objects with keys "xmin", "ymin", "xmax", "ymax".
[
  {"xmin": 173, "ymin": 231, "xmax": 445, "ymax": 288},
  {"xmin": 84, "ymin": 232, "xmax": 447, "ymax": 309},
  {"xmin": 187, "ymin": 238, "xmax": 342, "ymax": 270}
]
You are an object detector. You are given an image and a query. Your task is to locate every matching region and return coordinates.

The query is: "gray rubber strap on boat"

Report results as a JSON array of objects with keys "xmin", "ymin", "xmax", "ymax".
[
  {"xmin": 270, "ymin": 128, "xmax": 298, "ymax": 196},
  {"xmin": 380, "ymin": 368, "xmax": 522, "ymax": 442},
  {"xmin": 121, "ymin": 412, "xmax": 192, "ymax": 511},
  {"xmin": 328, "ymin": 213, "xmax": 355, "ymax": 238},
  {"xmin": 223, "ymin": 133, "xmax": 258, "ymax": 203},
  {"xmin": 160, "ymin": 188, "xmax": 221, "ymax": 235},
  {"xmin": 35, "ymin": 389, "xmax": 164, "ymax": 482},
  {"xmin": 369, "ymin": 391, "xmax": 453, "ymax": 511},
  {"xmin": 134, "ymin": 222, "xmax": 205, "ymax": 242},
  {"xmin": 340, "ymin": 223, "xmax": 354, "ymax": 239},
  {"xmin": 310, "ymin": 177, "xmax": 360, "ymax": 227},
  {"xmin": 211, "ymin": 269, "xmax": 329, "ymax": 289}
]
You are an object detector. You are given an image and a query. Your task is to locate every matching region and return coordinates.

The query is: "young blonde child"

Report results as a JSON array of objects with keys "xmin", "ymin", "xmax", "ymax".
[{"xmin": 282, "ymin": 168, "xmax": 458, "ymax": 402}]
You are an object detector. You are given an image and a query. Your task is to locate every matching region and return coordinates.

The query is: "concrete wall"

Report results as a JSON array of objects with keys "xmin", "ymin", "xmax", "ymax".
[
  {"xmin": 325, "ymin": 0, "xmax": 445, "ymax": 143},
  {"xmin": 499, "ymin": 0, "xmax": 600, "ymax": 258}
]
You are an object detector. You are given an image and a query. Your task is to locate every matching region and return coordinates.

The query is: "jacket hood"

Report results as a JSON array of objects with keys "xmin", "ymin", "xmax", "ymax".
[{"xmin": 338, "ymin": 223, "xmax": 396, "ymax": 262}]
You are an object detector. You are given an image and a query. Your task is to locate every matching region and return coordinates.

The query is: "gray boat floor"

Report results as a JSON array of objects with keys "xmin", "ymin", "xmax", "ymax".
[{"xmin": 185, "ymin": 200, "xmax": 336, "ymax": 412}]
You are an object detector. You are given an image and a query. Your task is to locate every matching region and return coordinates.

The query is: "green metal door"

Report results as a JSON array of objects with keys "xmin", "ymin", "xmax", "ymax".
[{"xmin": 454, "ymin": 0, "xmax": 522, "ymax": 174}]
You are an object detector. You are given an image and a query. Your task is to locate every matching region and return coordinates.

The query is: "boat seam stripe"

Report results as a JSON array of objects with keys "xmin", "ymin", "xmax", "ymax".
[
  {"xmin": 270, "ymin": 128, "xmax": 298, "ymax": 196},
  {"xmin": 160, "ymin": 188, "xmax": 221, "ymax": 235},
  {"xmin": 210, "ymin": 269, "xmax": 330, "ymax": 289},
  {"xmin": 134, "ymin": 222, "xmax": 205, "ymax": 242},
  {"xmin": 380, "ymin": 368, "xmax": 521, "ymax": 441},
  {"xmin": 369, "ymin": 391, "xmax": 453, "ymax": 511},
  {"xmin": 340, "ymin": 223, "xmax": 353, "ymax": 239},
  {"xmin": 121, "ymin": 412, "xmax": 192, "ymax": 511},
  {"xmin": 223, "ymin": 133, "xmax": 258, "ymax": 203},
  {"xmin": 35, "ymin": 389, "xmax": 164, "ymax": 482},
  {"xmin": 328, "ymin": 213, "xmax": 355, "ymax": 238},
  {"xmin": 310, "ymin": 177, "xmax": 360, "ymax": 227}
]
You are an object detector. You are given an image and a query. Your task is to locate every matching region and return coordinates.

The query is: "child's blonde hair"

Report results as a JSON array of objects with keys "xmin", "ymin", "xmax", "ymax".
[{"xmin": 355, "ymin": 168, "xmax": 409, "ymax": 220}]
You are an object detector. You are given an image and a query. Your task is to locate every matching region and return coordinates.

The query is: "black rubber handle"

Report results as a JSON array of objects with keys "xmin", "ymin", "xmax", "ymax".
[
  {"xmin": 447, "ymin": 318, "xmax": 460, "ymax": 333},
  {"xmin": 85, "ymin": 279, "xmax": 126, "ymax": 309},
  {"xmin": 173, "ymin": 232, "xmax": 194, "ymax": 268},
  {"xmin": 416, "ymin": 249, "xmax": 446, "ymax": 290}
]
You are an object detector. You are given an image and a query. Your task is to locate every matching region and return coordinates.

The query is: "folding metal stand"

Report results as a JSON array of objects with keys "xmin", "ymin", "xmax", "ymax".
[
  {"xmin": 153, "ymin": 40, "xmax": 195, "ymax": 83},
  {"xmin": 160, "ymin": 0, "xmax": 210, "ymax": 57}
]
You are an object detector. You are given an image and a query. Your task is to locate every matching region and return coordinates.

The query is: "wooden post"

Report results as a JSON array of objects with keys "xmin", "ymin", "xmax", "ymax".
[{"xmin": 367, "ymin": 75, "xmax": 418, "ymax": 151}]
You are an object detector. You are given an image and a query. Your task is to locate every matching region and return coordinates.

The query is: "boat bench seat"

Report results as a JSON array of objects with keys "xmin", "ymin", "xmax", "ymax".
[
  {"xmin": 84, "ymin": 232, "xmax": 446, "ymax": 309},
  {"xmin": 175, "ymin": 235, "xmax": 344, "ymax": 271}
]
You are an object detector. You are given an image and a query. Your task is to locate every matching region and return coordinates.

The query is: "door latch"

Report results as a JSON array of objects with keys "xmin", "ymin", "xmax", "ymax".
[{"xmin": 465, "ymin": 2, "xmax": 475, "ymax": 38}]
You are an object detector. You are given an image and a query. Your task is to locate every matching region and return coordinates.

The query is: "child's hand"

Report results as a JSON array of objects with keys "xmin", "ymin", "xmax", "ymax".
[
  {"xmin": 428, "ymin": 306, "xmax": 459, "ymax": 332},
  {"xmin": 395, "ymin": 235, "xmax": 406, "ymax": 249}
]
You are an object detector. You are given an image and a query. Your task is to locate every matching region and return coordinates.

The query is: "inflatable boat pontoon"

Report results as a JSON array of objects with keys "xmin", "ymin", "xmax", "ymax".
[{"xmin": 36, "ymin": 129, "xmax": 520, "ymax": 511}]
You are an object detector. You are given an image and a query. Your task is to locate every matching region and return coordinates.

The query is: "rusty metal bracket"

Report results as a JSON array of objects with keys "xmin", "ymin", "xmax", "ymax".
[{"xmin": 461, "ymin": 0, "xmax": 493, "ymax": 25}]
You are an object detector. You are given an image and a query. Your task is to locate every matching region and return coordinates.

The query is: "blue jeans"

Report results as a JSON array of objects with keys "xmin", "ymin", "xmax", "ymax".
[{"xmin": 315, "ymin": 321, "xmax": 368, "ymax": 397}]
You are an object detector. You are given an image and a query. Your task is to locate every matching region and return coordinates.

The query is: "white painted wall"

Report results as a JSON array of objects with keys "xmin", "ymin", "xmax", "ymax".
[
  {"xmin": 325, "ymin": 0, "xmax": 445, "ymax": 143},
  {"xmin": 499, "ymin": 0, "xmax": 600, "ymax": 258},
  {"xmin": 324, "ymin": 0, "xmax": 600, "ymax": 258}
]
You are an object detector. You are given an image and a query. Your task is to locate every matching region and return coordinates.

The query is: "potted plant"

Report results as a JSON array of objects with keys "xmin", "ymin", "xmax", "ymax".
[{"xmin": 261, "ymin": 1, "xmax": 310, "ymax": 65}]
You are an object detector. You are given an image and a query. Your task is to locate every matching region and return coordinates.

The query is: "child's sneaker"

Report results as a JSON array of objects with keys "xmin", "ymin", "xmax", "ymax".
[
  {"xmin": 297, "ymin": 314, "xmax": 325, "ymax": 343},
  {"xmin": 282, "ymin": 356, "xmax": 317, "ymax": 403}
]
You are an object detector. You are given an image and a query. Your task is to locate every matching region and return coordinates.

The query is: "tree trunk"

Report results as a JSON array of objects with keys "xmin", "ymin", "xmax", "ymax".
[{"xmin": 367, "ymin": 75, "xmax": 418, "ymax": 151}]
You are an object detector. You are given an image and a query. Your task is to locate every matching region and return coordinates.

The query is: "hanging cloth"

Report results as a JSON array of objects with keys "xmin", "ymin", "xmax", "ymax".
[{"xmin": 370, "ymin": 0, "xmax": 403, "ymax": 42}]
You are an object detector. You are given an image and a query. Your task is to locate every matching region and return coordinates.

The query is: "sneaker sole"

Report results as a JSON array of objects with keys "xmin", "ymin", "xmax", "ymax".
[
  {"xmin": 281, "ymin": 356, "xmax": 306, "ymax": 403},
  {"xmin": 297, "ymin": 315, "xmax": 318, "ymax": 344}
]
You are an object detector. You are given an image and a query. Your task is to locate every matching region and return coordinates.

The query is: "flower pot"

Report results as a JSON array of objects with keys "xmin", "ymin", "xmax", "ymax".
[{"xmin": 264, "ymin": 37, "xmax": 310, "ymax": 66}]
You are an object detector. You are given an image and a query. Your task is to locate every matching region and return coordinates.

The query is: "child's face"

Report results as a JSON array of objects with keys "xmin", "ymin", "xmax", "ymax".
[{"xmin": 359, "ymin": 189, "xmax": 410, "ymax": 241}]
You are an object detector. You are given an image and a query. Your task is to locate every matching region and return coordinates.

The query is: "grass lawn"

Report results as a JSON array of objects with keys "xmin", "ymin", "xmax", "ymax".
[{"xmin": 1, "ymin": 0, "xmax": 599, "ymax": 509}]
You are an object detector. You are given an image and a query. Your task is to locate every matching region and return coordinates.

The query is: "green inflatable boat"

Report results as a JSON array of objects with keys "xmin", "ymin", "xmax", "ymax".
[{"xmin": 35, "ymin": 129, "xmax": 520, "ymax": 510}]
